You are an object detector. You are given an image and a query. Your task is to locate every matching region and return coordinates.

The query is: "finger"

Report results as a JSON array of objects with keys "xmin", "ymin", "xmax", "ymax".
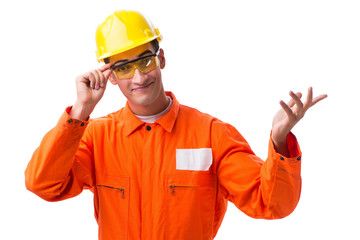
[
  {"xmin": 89, "ymin": 71, "xmax": 96, "ymax": 89},
  {"xmin": 312, "ymin": 94, "xmax": 328, "ymax": 106},
  {"xmin": 280, "ymin": 100, "xmax": 294, "ymax": 119},
  {"xmin": 103, "ymin": 69, "xmax": 113, "ymax": 80},
  {"xmin": 289, "ymin": 91, "xmax": 303, "ymax": 109},
  {"xmin": 303, "ymin": 87, "xmax": 313, "ymax": 110},
  {"xmin": 98, "ymin": 63, "xmax": 112, "ymax": 72},
  {"xmin": 92, "ymin": 70, "xmax": 101, "ymax": 90},
  {"xmin": 96, "ymin": 69, "xmax": 105, "ymax": 88},
  {"xmin": 287, "ymin": 91, "xmax": 302, "ymax": 108}
]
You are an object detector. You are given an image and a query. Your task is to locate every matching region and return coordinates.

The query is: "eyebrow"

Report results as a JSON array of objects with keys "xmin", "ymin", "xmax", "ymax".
[{"xmin": 112, "ymin": 50, "xmax": 154, "ymax": 65}]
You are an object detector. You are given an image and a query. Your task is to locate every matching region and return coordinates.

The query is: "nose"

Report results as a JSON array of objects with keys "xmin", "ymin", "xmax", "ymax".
[{"xmin": 131, "ymin": 68, "xmax": 147, "ymax": 84}]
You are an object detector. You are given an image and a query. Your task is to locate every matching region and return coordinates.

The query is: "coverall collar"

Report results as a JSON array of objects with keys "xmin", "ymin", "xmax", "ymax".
[{"xmin": 123, "ymin": 91, "xmax": 179, "ymax": 136}]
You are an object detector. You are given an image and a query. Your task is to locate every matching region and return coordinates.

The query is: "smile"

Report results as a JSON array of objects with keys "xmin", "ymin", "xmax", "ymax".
[{"xmin": 132, "ymin": 82, "xmax": 154, "ymax": 92}]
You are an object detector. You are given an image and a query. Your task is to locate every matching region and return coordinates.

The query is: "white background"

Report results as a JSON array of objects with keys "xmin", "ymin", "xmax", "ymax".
[{"xmin": 1, "ymin": 0, "xmax": 359, "ymax": 239}]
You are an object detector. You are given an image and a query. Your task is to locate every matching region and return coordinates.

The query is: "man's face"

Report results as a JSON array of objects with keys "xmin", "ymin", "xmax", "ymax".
[{"xmin": 108, "ymin": 42, "xmax": 166, "ymax": 111}]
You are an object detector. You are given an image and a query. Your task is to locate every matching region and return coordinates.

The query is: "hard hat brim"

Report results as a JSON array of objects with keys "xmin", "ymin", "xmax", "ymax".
[{"xmin": 97, "ymin": 35, "xmax": 162, "ymax": 62}]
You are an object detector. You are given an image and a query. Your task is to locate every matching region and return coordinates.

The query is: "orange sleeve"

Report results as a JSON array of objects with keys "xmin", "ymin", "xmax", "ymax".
[
  {"xmin": 213, "ymin": 121, "xmax": 301, "ymax": 219},
  {"xmin": 25, "ymin": 107, "xmax": 95, "ymax": 201}
]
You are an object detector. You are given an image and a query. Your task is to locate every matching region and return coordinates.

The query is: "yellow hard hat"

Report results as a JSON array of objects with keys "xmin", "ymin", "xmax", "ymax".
[{"xmin": 95, "ymin": 10, "xmax": 162, "ymax": 62}]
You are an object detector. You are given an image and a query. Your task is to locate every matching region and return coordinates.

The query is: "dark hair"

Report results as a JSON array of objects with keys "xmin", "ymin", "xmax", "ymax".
[{"xmin": 103, "ymin": 39, "xmax": 159, "ymax": 64}]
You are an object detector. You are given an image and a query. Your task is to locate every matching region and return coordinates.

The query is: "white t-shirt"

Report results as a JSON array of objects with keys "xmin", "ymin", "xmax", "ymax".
[{"xmin": 135, "ymin": 97, "xmax": 173, "ymax": 123}]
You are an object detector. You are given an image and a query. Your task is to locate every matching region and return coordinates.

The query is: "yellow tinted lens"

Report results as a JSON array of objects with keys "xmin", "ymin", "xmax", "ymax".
[
  {"xmin": 113, "ymin": 63, "xmax": 135, "ymax": 79},
  {"xmin": 137, "ymin": 56, "xmax": 157, "ymax": 73},
  {"xmin": 113, "ymin": 56, "xmax": 158, "ymax": 79}
]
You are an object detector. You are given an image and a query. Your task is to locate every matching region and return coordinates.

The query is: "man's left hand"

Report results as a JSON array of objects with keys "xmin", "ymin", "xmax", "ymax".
[{"xmin": 271, "ymin": 87, "xmax": 328, "ymax": 157}]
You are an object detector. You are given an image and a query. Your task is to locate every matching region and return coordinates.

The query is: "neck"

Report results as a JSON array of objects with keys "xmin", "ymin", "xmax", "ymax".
[{"xmin": 129, "ymin": 91, "xmax": 169, "ymax": 116}]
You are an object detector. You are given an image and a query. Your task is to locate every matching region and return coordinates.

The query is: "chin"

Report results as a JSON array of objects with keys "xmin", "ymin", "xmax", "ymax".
[{"xmin": 132, "ymin": 94, "xmax": 157, "ymax": 106}]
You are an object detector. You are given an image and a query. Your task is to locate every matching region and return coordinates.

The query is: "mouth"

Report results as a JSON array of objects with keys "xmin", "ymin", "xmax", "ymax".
[{"xmin": 132, "ymin": 82, "xmax": 154, "ymax": 92}]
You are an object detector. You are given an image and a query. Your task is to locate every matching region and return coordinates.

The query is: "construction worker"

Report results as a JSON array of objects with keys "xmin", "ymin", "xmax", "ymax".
[{"xmin": 25, "ymin": 10, "xmax": 327, "ymax": 240}]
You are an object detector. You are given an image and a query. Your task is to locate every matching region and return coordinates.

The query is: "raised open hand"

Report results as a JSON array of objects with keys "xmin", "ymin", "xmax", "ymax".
[{"xmin": 271, "ymin": 87, "xmax": 327, "ymax": 156}]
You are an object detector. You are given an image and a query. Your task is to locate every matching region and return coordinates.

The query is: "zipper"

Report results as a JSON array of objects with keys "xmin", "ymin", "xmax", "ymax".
[{"xmin": 97, "ymin": 185, "xmax": 125, "ymax": 197}]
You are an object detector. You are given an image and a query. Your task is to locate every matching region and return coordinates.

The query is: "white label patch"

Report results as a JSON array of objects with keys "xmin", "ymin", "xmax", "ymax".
[{"xmin": 176, "ymin": 148, "xmax": 213, "ymax": 171}]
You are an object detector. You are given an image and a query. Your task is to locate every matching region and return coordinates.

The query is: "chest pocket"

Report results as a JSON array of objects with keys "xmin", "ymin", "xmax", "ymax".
[
  {"xmin": 95, "ymin": 174, "xmax": 130, "ymax": 240},
  {"xmin": 165, "ymin": 172, "xmax": 217, "ymax": 240}
]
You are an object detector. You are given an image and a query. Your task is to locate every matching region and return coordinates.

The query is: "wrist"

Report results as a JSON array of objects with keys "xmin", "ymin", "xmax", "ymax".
[
  {"xmin": 69, "ymin": 101, "xmax": 94, "ymax": 121},
  {"xmin": 271, "ymin": 134, "xmax": 290, "ymax": 157}
]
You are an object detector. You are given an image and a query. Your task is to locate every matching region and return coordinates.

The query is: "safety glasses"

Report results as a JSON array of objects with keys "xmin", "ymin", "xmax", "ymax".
[{"xmin": 110, "ymin": 52, "xmax": 159, "ymax": 80}]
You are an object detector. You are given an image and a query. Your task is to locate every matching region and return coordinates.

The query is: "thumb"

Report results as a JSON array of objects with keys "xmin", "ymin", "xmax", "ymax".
[{"xmin": 103, "ymin": 69, "xmax": 113, "ymax": 80}]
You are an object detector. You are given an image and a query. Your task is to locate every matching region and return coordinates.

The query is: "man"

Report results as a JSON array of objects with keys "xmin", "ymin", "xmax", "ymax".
[{"xmin": 25, "ymin": 10, "xmax": 327, "ymax": 240}]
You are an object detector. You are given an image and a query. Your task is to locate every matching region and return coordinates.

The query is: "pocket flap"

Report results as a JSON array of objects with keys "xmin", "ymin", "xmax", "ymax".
[
  {"xmin": 167, "ymin": 172, "xmax": 216, "ymax": 187},
  {"xmin": 96, "ymin": 174, "xmax": 130, "ymax": 189}
]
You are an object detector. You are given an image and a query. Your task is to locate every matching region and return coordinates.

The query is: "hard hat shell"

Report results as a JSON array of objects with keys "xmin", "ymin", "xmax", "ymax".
[{"xmin": 95, "ymin": 10, "xmax": 162, "ymax": 62}]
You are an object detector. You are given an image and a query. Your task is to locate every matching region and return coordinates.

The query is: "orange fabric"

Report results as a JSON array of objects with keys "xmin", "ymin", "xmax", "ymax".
[{"xmin": 25, "ymin": 92, "xmax": 302, "ymax": 240}]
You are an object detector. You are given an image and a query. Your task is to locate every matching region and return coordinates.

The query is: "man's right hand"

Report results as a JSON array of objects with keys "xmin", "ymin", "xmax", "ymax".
[{"xmin": 70, "ymin": 64, "xmax": 112, "ymax": 121}]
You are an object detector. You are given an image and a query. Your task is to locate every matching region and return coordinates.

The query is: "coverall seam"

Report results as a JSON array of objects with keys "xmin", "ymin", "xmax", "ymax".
[{"xmin": 266, "ymin": 156, "xmax": 279, "ymax": 212}]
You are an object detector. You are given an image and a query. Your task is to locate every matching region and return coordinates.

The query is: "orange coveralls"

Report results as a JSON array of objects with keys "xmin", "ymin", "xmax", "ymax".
[{"xmin": 25, "ymin": 92, "xmax": 302, "ymax": 240}]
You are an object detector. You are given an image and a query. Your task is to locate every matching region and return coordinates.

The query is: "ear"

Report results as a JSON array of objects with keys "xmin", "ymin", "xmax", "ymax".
[
  {"xmin": 108, "ymin": 72, "xmax": 118, "ymax": 85},
  {"xmin": 158, "ymin": 48, "xmax": 166, "ymax": 69}
]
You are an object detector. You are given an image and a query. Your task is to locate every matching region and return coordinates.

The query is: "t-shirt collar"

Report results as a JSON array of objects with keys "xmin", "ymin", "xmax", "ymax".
[{"xmin": 123, "ymin": 91, "xmax": 179, "ymax": 136}]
